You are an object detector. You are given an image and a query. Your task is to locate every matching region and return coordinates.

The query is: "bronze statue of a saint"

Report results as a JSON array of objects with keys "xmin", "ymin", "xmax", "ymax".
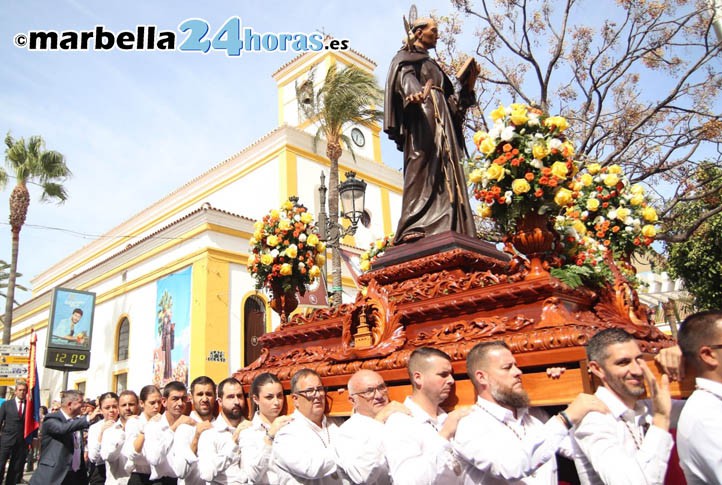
[{"xmin": 384, "ymin": 17, "xmax": 479, "ymax": 245}]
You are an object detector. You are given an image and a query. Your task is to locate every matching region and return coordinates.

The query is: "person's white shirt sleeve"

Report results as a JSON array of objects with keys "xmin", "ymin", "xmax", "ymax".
[
  {"xmin": 454, "ymin": 407, "xmax": 568, "ymax": 481},
  {"xmin": 272, "ymin": 420, "xmax": 338, "ymax": 480},
  {"xmin": 86, "ymin": 420, "xmax": 104, "ymax": 465},
  {"xmin": 382, "ymin": 412, "xmax": 453, "ymax": 484},
  {"xmin": 238, "ymin": 426, "xmax": 271, "ymax": 483},
  {"xmin": 168, "ymin": 423, "xmax": 198, "ymax": 478},
  {"xmin": 100, "ymin": 424, "xmax": 125, "ymax": 461},
  {"xmin": 143, "ymin": 419, "xmax": 174, "ymax": 467},
  {"xmin": 574, "ymin": 411, "xmax": 673, "ymax": 484},
  {"xmin": 334, "ymin": 414, "xmax": 387, "ymax": 484}
]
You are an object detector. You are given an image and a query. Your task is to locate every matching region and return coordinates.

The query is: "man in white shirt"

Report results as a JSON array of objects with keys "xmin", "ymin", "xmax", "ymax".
[
  {"xmin": 676, "ymin": 310, "xmax": 722, "ymax": 484},
  {"xmin": 100, "ymin": 390, "xmax": 139, "ymax": 485},
  {"xmin": 455, "ymin": 341, "xmax": 607, "ymax": 484},
  {"xmin": 573, "ymin": 328, "xmax": 682, "ymax": 485},
  {"xmin": 197, "ymin": 377, "xmax": 249, "ymax": 484},
  {"xmin": 382, "ymin": 347, "xmax": 470, "ymax": 485},
  {"xmin": 188, "ymin": 376, "xmax": 216, "ymax": 424},
  {"xmin": 273, "ymin": 368, "xmax": 347, "ymax": 484},
  {"xmin": 144, "ymin": 381, "xmax": 200, "ymax": 484},
  {"xmin": 335, "ymin": 370, "xmax": 409, "ymax": 485}
]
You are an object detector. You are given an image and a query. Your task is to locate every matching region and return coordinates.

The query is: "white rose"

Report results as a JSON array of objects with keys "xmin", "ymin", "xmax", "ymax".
[
  {"xmin": 549, "ymin": 138, "xmax": 563, "ymax": 150},
  {"xmin": 298, "ymin": 233, "xmax": 307, "ymax": 242},
  {"xmin": 500, "ymin": 126, "xmax": 515, "ymax": 141}
]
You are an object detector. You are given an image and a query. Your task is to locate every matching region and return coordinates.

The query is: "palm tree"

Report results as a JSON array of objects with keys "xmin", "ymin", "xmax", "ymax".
[
  {"xmin": 299, "ymin": 63, "xmax": 383, "ymax": 306},
  {"xmin": 2, "ymin": 133, "xmax": 71, "ymax": 347}
]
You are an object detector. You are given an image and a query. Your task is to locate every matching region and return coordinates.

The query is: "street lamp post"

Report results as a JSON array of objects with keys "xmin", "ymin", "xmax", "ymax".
[{"xmin": 318, "ymin": 171, "xmax": 367, "ymax": 306}]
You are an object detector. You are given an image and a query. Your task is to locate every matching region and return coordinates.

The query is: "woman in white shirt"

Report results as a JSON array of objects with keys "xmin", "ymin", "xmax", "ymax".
[
  {"xmin": 87, "ymin": 392, "xmax": 120, "ymax": 485},
  {"xmin": 238, "ymin": 372, "xmax": 291, "ymax": 484},
  {"xmin": 122, "ymin": 385, "xmax": 162, "ymax": 485}
]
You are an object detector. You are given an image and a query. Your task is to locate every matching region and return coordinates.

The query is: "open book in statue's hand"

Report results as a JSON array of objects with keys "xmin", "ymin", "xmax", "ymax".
[{"xmin": 456, "ymin": 57, "xmax": 480, "ymax": 91}]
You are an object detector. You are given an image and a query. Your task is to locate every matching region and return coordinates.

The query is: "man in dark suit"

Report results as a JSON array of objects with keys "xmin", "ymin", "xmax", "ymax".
[
  {"xmin": 0, "ymin": 381, "xmax": 29, "ymax": 485},
  {"xmin": 29, "ymin": 390, "xmax": 101, "ymax": 485}
]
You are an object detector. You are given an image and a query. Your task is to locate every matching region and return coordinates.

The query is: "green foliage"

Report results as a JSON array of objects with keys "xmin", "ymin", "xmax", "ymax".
[
  {"xmin": 551, "ymin": 263, "xmax": 613, "ymax": 289},
  {"xmin": 665, "ymin": 162, "xmax": 722, "ymax": 310}
]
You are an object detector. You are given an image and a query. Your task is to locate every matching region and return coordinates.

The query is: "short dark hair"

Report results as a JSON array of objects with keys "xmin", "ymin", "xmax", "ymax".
[
  {"xmin": 466, "ymin": 341, "xmax": 510, "ymax": 380},
  {"xmin": 190, "ymin": 376, "xmax": 216, "ymax": 395},
  {"xmin": 678, "ymin": 310, "xmax": 722, "ymax": 371},
  {"xmin": 217, "ymin": 377, "xmax": 243, "ymax": 398},
  {"xmin": 119, "ymin": 390, "xmax": 139, "ymax": 402},
  {"xmin": 61, "ymin": 390, "xmax": 83, "ymax": 405},
  {"xmin": 98, "ymin": 392, "xmax": 119, "ymax": 406},
  {"xmin": 290, "ymin": 368, "xmax": 321, "ymax": 393},
  {"xmin": 162, "ymin": 381, "xmax": 187, "ymax": 398},
  {"xmin": 586, "ymin": 328, "xmax": 635, "ymax": 363},
  {"xmin": 251, "ymin": 372, "xmax": 282, "ymax": 397},
  {"xmin": 407, "ymin": 347, "xmax": 452, "ymax": 388},
  {"xmin": 139, "ymin": 385, "xmax": 161, "ymax": 402},
  {"xmin": 72, "ymin": 308, "xmax": 83, "ymax": 316}
]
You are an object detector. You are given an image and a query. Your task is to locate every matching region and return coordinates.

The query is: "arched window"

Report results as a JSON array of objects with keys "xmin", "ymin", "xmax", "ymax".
[
  {"xmin": 116, "ymin": 317, "xmax": 130, "ymax": 361},
  {"xmin": 243, "ymin": 296, "xmax": 266, "ymax": 367}
]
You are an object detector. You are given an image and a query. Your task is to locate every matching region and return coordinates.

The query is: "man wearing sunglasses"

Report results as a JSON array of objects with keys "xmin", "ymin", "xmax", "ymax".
[
  {"xmin": 334, "ymin": 369, "xmax": 410, "ymax": 485},
  {"xmin": 677, "ymin": 309, "xmax": 722, "ymax": 484},
  {"xmin": 272, "ymin": 368, "xmax": 347, "ymax": 484}
]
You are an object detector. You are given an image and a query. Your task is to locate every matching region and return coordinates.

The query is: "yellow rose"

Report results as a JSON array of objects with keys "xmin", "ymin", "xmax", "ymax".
[
  {"xmin": 307, "ymin": 234, "xmax": 319, "ymax": 246},
  {"xmin": 532, "ymin": 142, "xmax": 549, "ymax": 160},
  {"xmin": 587, "ymin": 163, "xmax": 602, "ymax": 175},
  {"xmin": 253, "ymin": 229, "xmax": 263, "ymax": 241},
  {"xmin": 642, "ymin": 207, "xmax": 658, "ymax": 222},
  {"xmin": 360, "ymin": 260, "xmax": 371, "ymax": 272},
  {"xmin": 572, "ymin": 181, "xmax": 583, "ymax": 192},
  {"xmin": 551, "ymin": 161, "xmax": 569, "ymax": 179},
  {"xmin": 479, "ymin": 137, "xmax": 497, "ymax": 155},
  {"xmin": 572, "ymin": 219, "xmax": 587, "ymax": 235},
  {"xmin": 285, "ymin": 244, "xmax": 298, "ymax": 258},
  {"xmin": 278, "ymin": 219, "xmax": 292, "ymax": 231},
  {"xmin": 512, "ymin": 178, "xmax": 531, "ymax": 195},
  {"xmin": 554, "ymin": 188, "xmax": 573, "ymax": 206},
  {"xmin": 266, "ymin": 235, "xmax": 280, "ymax": 247},
  {"xmin": 374, "ymin": 239, "xmax": 385, "ymax": 250},
  {"xmin": 279, "ymin": 263, "xmax": 293, "ymax": 276},
  {"xmin": 486, "ymin": 163, "xmax": 505, "ymax": 182},
  {"xmin": 543, "ymin": 116, "xmax": 569, "ymax": 132},
  {"xmin": 281, "ymin": 200, "xmax": 293, "ymax": 210},
  {"xmin": 490, "ymin": 104, "xmax": 506, "ymax": 122},
  {"xmin": 616, "ymin": 208, "xmax": 631, "ymax": 220},
  {"xmin": 360, "ymin": 251, "xmax": 370, "ymax": 261},
  {"xmin": 469, "ymin": 168, "xmax": 484, "ymax": 184},
  {"xmin": 587, "ymin": 198, "xmax": 600, "ymax": 211},
  {"xmin": 479, "ymin": 204, "xmax": 492, "ymax": 218},
  {"xmin": 630, "ymin": 184, "xmax": 645, "ymax": 195},
  {"xmin": 260, "ymin": 253, "xmax": 274, "ymax": 266},
  {"xmin": 607, "ymin": 164, "xmax": 623, "ymax": 174},
  {"xmin": 316, "ymin": 242, "xmax": 326, "ymax": 253},
  {"xmin": 301, "ymin": 212, "xmax": 313, "ymax": 224},
  {"xmin": 254, "ymin": 220, "xmax": 264, "ymax": 230},
  {"xmin": 562, "ymin": 140, "xmax": 575, "ymax": 157},
  {"xmin": 642, "ymin": 225, "xmax": 657, "ymax": 238},
  {"xmin": 315, "ymin": 254, "xmax": 326, "ymax": 266},
  {"xmin": 269, "ymin": 209, "xmax": 280, "ymax": 219},
  {"xmin": 309, "ymin": 265, "xmax": 321, "ymax": 278},
  {"xmin": 473, "ymin": 131, "xmax": 487, "ymax": 148},
  {"xmin": 630, "ymin": 194, "xmax": 645, "ymax": 206},
  {"xmin": 603, "ymin": 173, "xmax": 619, "ymax": 187},
  {"xmin": 581, "ymin": 173, "xmax": 593, "ymax": 187},
  {"xmin": 510, "ymin": 108, "xmax": 528, "ymax": 126}
]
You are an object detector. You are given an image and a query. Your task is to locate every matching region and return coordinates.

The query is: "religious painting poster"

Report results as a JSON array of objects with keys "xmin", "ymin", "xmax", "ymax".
[
  {"xmin": 153, "ymin": 266, "xmax": 192, "ymax": 388},
  {"xmin": 47, "ymin": 287, "xmax": 96, "ymax": 350}
]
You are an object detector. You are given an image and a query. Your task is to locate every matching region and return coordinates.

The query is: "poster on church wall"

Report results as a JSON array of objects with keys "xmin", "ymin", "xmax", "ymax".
[
  {"xmin": 47, "ymin": 287, "xmax": 96, "ymax": 350},
  {"xmin": 153, "ymin": 267, "xmax": 192, "ymax": 388}
]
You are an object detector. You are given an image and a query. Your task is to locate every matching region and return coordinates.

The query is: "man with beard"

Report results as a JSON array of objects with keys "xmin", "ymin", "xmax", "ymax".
[
  {"xmin": 383, "ymin": 347, "xmax": 471, "ymax": 484},
  {"xmin": 454, "ymin": 341, "xmax": 606, "ymax": 484},
  {"xmin": 197, "ymin": 377, "xmax": 249, "ymax": 484},
  {"xmin": 573, "ymin": 328, "xmax": 684, "ymax": 484},
  {"xmin": 335, "ymin": 370, "xmax": 410, "ymax": 484},
  {"xmin": 99, "ymin": 390, "xmax": 140, "ymax": 484},
  {"xmin": 273, "ymin": 368, "xmax": 347, "ymax": 484}
]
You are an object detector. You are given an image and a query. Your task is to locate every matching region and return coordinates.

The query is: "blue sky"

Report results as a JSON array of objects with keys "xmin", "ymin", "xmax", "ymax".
[{"xmin": 1, "ymin": 0, "xmax": 457, "ymax": 303}]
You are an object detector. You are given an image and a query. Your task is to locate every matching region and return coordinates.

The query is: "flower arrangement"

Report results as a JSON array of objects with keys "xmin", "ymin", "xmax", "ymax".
[
  {"xmin": 247, "ymin": 198, "xmax": 326, "ymax": 294},
  {"xmin": 555, "ymin": 163, "xmax": 658, "ymax": 258},
  {"xmin": 467, "ymin": 103, "xmax": 579, "ymax": 233},
  {"xmin": 359, "ymin": 233, "xmax": 394, "ymax": 272}
]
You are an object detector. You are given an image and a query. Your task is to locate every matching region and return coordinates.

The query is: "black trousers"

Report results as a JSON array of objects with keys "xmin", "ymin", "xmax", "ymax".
[
  {"xmin": 62, "ymin": 466, "xmax": 88, "ymax": 485},
  {"xmin": 128, "ymin": 473, "xmax": 177, "ymax": 485},
  {"xmin": 0, "ymin": 440, "xmax": 28, "ymax": 485}
]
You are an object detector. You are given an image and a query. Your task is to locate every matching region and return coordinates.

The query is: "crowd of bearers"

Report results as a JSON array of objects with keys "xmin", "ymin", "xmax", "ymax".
[{"xmin": 24, "ymin": 313, "xmax": 718, "ymax": 485}]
